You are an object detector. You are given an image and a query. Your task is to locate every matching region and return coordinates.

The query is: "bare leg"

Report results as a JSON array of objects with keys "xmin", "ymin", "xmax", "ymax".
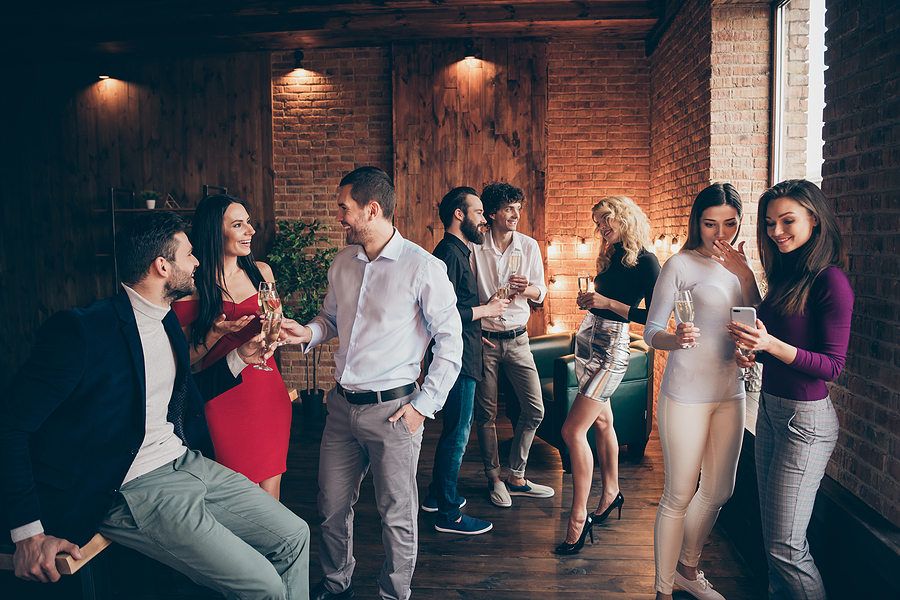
[
  {"xmin": 559, "ymin": 393, "xmax": 606, "ymax": 544},
  {"xmin": 259, "ymin": 473, "xmax": 283, "ymax": 500},
  {"xmin": 591, "ymin": 401, "xmax": 620, "ymax": 515}
]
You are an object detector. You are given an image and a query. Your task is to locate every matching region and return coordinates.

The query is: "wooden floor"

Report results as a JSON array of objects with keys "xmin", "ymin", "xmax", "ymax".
[{"xmin": 3, "ymin": 402, "xmax": 767, "ymax": 599}]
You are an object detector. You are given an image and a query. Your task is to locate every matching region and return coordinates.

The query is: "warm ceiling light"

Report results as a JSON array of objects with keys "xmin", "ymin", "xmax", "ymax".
[{"xmin": 293, "ymin": 49, "xmax": 305, "ymax": 70}]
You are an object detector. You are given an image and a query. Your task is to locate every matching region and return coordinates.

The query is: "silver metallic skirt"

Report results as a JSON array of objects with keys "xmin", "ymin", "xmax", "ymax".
[{"xmin": 574, "ymin": 313, "xmax": 631, "ymax": 402}]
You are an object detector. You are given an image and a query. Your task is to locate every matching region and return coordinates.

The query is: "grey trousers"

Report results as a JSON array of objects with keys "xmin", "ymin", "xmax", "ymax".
[
  {"xmin": 474, "ymin": 332, "xmax": 544, "ymax": 479},
  {"xmin": 99, "ymin": 449, "xmax": 310, "ymax": 600},
  {"xmin": 317, "ymin": 387, "xmax": 423, "ymax": 600},
  {"xmin": 756, "ymin": 392, "xmax": 838, "ymax": 600}
]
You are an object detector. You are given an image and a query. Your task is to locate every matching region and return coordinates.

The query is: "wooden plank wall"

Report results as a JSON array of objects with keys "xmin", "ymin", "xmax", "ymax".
[
  {"xmin": 0, "ymin": 53, "xmax": 274, "ymax": 388},
  {"xmin": 392, "ymin": 39, "xmax": 548, "ymax": 332}
]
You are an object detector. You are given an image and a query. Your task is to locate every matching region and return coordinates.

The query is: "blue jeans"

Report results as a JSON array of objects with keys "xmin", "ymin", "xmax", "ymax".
[
  {"xmin": 428, "ymin": 375, "xmax": 477, "ymax": 520},
  {"xmin": 756, "ymin": 392, "xmax": 838, "ymax": 600}
]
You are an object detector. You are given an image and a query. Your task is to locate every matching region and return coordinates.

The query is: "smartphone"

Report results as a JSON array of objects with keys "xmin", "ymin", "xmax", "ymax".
[{"xmin": 731, "ymin": 306, "xmax": 757, "ymax": 329}]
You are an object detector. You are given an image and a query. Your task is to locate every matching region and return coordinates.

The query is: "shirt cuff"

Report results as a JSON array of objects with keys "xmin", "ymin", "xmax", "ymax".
[
  {"xmin": 11, "ymin": 521, "xmax": 44, "ymax": 544},
  {"xmin": 410, "ymin": 391, "xmax": 439, "ymax": 420},
  {"xmin": 302, "ymin": 322, "xmax": 326, "ymax": 354},
  {"xmin": 226, "ymin": 349, "xmax": 249, "ymax": 376}
]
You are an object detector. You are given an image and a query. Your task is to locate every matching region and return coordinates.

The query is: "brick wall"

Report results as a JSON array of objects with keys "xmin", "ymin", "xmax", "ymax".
[
  {"xmin": 648, "ymin": 0, "xmax": 713, "ymax": 398},
  {"xmin": 648, "ymin": 0, "xmax": 770, "ymax": 402},
  {"xmin": 270, "ymin": 48, "xmax": 393, "ymax": 391},
  {"xmin": 822, "ymin": 0, "xmax": 900, "ymax": 527},
  {"xmin": 545, "ymin": 41, "xmax": 651, "ymax": 334}
]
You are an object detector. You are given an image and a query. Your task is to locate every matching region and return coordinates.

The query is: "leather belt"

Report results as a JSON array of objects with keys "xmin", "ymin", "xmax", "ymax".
[
  {"xmin": 484, "ymin": 327, "xmax": 527, "ymax": 340},
  {"xmin": 336, "ymin": 382, "xmax": 417, "ymax": 405}
]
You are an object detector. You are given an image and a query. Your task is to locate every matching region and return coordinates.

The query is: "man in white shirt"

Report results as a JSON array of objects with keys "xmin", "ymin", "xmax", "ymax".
[
  {"xmin": 472, "ymin": 182, "xmax": 555, "ymax": 508},
  {"xmin": 1, "ymin": 212, "xmax": 310, "ymax": 599},
  {"xmin": 285, "ymin": 167, "xmax": 463, "ymax": 600}
]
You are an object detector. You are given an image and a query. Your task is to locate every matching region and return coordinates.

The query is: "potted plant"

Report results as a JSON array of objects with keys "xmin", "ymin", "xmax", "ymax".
[
  {"xmin": 140, "ymin": 189, "xmax": 161, "ymax": 209},
  {"xmin": 267, "ymin": 219, "xmax": 337, "ymax": 417}
]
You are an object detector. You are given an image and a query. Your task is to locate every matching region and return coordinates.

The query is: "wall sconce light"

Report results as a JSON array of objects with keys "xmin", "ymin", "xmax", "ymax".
[
  {"xmin": 547, "ymin": 240, "xmax": 556, "ymax": 256},
  {"xmin": 654, "ymin": 234, "xmax": 666, "ymax": 249},
  {"xmin": 293, "ymin": 49, "xmax": 305, "ymax": 70},
  {"xmin": 463, "ymin": 39, "xmax": 481, "ymax": 59},
  {"xmin": 549, "ymin": 275, "xmax": 558, "ymax": 287},
  {"xmin": 669, "ymin": 235, "xmax": 682, "ymax": 253},
  {"xmin": 578, "ymin": 236, "xmax": 588, "ymax": 250}
]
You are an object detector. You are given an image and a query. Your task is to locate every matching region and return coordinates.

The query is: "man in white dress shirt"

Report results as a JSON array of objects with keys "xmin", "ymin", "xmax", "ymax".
[
  {"xmin": 471, "ymin": 182, "xmax": 555, "ymax": 508},
  {"xmin": 285, "ymin": 167, "xmax": 463, "ymax": 600}
]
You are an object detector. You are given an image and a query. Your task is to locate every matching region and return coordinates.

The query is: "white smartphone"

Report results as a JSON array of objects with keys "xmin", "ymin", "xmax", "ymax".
[{"xmin": 731, "ymin": 306, "xmax": 757, "ymax": 329}]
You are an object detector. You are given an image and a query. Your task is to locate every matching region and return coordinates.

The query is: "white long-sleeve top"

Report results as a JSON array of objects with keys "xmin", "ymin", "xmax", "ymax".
[
  {"xmin": 643, "ymin": 250, "xmax": 745, "ymax": 404},
  {"xmin": 304, "ymin": 228, "xmax": 463, "ymax": 419}
]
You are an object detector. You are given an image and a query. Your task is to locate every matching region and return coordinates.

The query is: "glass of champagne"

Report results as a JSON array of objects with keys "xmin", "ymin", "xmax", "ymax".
[
  {"xmin": 495, "ymin": 284, "xmax": 510, "ymax": 322},
  {"xmin": 577, "ymin": 272, "xmax": 592, "ymax": 310},
  {"xmin": 254, "ymin": 312, "xmax": 282, "ymax": 371},
  {"xmin": 258, "ymin": 282, "xmax": 282, "ymax": 315},
  {"xmin": 674, "ymin": 290, "xmax": 698, "ymax": 348},
  {"xmin": 508, "ymin": 249, "xmax": 522, "ymax": 278}
]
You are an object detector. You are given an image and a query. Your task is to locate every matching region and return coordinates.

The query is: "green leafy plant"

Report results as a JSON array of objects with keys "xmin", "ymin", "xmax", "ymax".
[
  {"xmin": 267, "ymin": 219, "xmax": 337, "ymax": 392},
  {"xmin": 139, "ymin": 189, "xmax": 161, "ymax": 201}
]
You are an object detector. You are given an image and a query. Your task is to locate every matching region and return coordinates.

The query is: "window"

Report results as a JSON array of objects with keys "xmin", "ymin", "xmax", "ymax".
[{"xmin": 772, "ymin": 0, "xmax": 827, "ymax": 184}]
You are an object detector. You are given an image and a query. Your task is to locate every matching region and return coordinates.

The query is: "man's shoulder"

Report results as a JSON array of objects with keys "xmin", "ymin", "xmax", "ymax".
[
  {"xmin": 515, "ymin": 232, "xmax": 540, "ymax": 250},
  {"xmin": 400, "ymin": 238, "xmax": 444, "ymax": 266}
]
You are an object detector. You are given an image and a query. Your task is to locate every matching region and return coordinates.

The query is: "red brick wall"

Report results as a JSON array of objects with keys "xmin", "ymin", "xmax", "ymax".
[
  {"xmin": 648, "ymin": 0, "xmax": 713, "ymax": 399},
  {"xmin": 545, "ymin": 41, "xmax": 651, "ymax": 334},
  {"xmin": 270, "ymin": 48, "xmax": 393, "ymax": 391},
  {"xmin": 648, "ymin": 0, "xmax": 770, "ymax": 403},
  {"xmin": 822, "ymin": 0, "xmax": 900, "ymax": 527}
]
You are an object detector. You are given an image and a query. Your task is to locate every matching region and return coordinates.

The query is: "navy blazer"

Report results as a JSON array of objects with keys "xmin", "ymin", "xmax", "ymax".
[{"xmin": 0, "ymin": 290, "xmax": 240, "ymax": 546}]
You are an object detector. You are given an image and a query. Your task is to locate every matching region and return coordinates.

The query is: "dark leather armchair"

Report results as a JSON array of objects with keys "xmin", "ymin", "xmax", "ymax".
[{"xmin": 502, "ymin": 331, "xmax": 654, "ymax": 471}]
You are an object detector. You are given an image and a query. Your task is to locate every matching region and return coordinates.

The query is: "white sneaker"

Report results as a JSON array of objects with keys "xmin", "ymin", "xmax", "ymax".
[
  {"xmin": 674, "ymin": 570, "xmax": 726, "ymax": 600},
  {"xmin": 489, "ymin": 481, "xmax": 512, "ymax": 507},
  {"xmin": 506, "ymin": 479, "xmax": 555, "ymax": 498}
]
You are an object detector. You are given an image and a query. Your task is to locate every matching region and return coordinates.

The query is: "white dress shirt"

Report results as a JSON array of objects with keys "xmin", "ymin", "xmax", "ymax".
[
  {"xmin": 472, "ymin": 231, "xmax": 547, "ymax": 332},
  {"xmin": 304, "ymin": 229, "xmax": 463, "ymax": 419}
]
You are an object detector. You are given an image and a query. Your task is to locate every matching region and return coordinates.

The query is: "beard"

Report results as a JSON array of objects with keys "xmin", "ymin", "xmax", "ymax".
[
  {"xmin": 344, "ymin": 221, "xmax": 371, "ymax": 246},
  {"xmin": 165, "ymin": 264, "xmax": 196, "ymax": 302},
  {"xmin": 460, "ymin": 216, "xmax": 485, "ymax": 245}
]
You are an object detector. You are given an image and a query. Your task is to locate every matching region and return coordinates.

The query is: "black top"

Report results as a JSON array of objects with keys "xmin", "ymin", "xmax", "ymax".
[
  {"xmin": 433, "ymin": 234, "xmax": 482, "ymax": 380},
  {"xmin": 590, "ymin": 243, "xmax": 661, "ymax": 324}
]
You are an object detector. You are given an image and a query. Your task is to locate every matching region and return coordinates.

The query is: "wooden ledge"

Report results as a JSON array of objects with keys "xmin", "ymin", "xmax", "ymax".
[{"xmin": 0, "ymin": 533, "xmax": 112, "ymax": 575}]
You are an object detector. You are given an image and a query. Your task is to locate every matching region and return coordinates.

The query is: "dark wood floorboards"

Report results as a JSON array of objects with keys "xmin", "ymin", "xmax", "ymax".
[{"xmin": 3, "ymin": 402, "xmax": 766, "ymax": 599}]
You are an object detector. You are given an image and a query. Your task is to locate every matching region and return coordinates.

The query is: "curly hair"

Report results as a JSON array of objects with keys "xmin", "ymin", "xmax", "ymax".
[
  {"xmin": 592, "ymin": 196, "xmax": 652, "ymax": 273},
  {"xmin": 481, "ymin": 182, "xmax": 525, "ymax": 227}
]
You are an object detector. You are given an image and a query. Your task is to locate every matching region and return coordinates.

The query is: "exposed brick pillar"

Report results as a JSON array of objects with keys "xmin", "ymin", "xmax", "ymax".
[{"xmin": 270, "ymin": 49, "xmax": 393, "ymax": 391}]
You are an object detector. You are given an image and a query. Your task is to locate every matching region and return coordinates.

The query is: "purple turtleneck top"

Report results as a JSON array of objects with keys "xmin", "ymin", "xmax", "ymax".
[{"xmin": 757, "ymin": 250, "xmax": 854, "ymax": 401}]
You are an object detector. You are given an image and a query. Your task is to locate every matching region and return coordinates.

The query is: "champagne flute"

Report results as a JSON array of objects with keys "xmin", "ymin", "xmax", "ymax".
[
  {"xmin": 254, "ymin": 312, "xmax": 282, "ymax": 371},
  {"xmin": 258, "ymin": 282, "xmax": 282, "ymax": 315},
  {"xmin": 577, "ymin": 272, "xmax": 592, "ymax": 310},
  {"xmin": 508, "ymin": 250, "xmax": 522, "ymax": 278},
  {"xmin": 495, "ymin": 284, "xmax": 510, "ymax": 322},
  {"xmin": 674, "ymin": 290, "xmax": 698, "ymax": 348}
]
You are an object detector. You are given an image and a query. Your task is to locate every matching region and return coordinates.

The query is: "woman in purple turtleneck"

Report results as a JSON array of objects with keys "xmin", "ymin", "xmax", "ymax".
[{"xmin": 728, "ymin": 179, "xmax": 853, "ymax": 600}]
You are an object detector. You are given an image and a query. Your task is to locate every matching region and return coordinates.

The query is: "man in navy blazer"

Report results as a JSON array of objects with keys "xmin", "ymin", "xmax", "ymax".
[{"xmin": 0, "ymin": 212, "xmax": 310, "ymax": 599}]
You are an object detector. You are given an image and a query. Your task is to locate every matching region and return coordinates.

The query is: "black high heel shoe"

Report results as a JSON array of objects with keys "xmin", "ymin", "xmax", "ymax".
[
  {"xmin": 593, "ymin": 492, "xmax": 625, "ymax": 524},
  {"xmin": 554, "ymin": 514, "xmax": 594, "ymax": 555}
]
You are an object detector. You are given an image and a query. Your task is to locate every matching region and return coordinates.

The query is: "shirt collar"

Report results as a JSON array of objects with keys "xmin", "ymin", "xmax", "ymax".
[
  {"xmin": 482, "ymin": 230, "xmax": 520, "ymax": 255},
  {"xmin": 443, "ymin": 232, "xmax": 472, "ymax": 258},
  {"xmin": 122, "ymin": 284, "xmax": 170, "ymax": 322},
  {"xmin": 355, "ymin": 227, "xmax": 405, "ymax": 263}
]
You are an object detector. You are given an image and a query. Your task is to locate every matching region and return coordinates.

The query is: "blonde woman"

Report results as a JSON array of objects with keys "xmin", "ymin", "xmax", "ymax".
[{"xmin": 555, "ymin": 196, "xmax": 660, "ymax": 554}]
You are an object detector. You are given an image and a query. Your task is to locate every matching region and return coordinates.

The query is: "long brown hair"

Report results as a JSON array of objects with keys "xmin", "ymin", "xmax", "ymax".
[
  {"xmin": 757, "ymin": 179, "xmax": 846, "ymax": 316},
  {"xmin": 683, "ymin": 183, "xmax": 743, "ymax": 251},
  {"xmin": 592, "ymin": 196, "xmax": 651, "ymax": 273}
]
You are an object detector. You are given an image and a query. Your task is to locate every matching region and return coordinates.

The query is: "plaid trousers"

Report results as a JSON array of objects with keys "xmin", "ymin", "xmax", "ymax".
[{"xmin": 755, "ymin": 391, "xmax": 838, "ymax": 600}]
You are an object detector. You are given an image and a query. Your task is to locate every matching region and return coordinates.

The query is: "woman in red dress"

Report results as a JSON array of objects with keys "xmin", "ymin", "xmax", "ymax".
[{"xmin": 174, "ymin": 194, "xmax": 292, "ymax": 499}]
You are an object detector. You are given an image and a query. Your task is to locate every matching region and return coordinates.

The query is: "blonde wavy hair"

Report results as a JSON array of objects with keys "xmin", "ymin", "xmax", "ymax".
[{"xmin": 592, "ymin": 196, "xmax": 652, "ymax": 273}]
